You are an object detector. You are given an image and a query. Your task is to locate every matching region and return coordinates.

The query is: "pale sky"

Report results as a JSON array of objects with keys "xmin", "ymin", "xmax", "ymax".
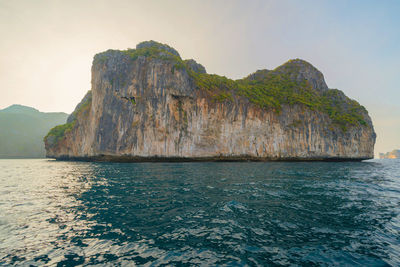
[{"xmin": 0, "ymin": 0, "xmax": 399, "ymax": 156}]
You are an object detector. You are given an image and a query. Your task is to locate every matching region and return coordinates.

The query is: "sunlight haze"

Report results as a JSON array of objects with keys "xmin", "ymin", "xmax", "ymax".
[{"xmin": 0, "ymin": 0, "xmax": 399, "ymax": 156}]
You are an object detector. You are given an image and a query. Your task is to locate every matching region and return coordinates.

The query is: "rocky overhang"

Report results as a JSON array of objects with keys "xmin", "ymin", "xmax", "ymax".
[{"xmin": 44, "ymin": 40, "xmax": 376, "ymax": 161}]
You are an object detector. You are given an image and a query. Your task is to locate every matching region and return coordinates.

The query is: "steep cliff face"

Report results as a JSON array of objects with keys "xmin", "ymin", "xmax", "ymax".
[{"xmin": 45, "ymin": 41, "xmax": 375, "ymax": 161}]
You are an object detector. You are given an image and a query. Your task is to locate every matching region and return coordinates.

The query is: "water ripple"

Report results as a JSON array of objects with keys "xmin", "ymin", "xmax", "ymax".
[{"xmin": 0, "ymin": 159, "xmax": 399, "ymax": 266}]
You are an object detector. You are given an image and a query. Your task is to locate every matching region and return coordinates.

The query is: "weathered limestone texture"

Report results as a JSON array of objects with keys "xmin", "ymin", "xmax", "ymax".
[{"xmin": 45, "ymin": 41, "xmax": 375, "ymax": 161}]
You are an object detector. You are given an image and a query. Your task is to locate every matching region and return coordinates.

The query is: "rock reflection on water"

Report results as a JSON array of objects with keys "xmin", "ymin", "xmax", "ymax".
[{"xmin": 0, "ymin": 159, "xmax": 399, "ymax": 266}]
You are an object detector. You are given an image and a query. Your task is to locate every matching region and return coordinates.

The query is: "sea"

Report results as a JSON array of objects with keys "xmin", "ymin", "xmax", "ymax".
[{"xmin": 0, "ymin": 159, "xmax": 399, "ymax": 266}]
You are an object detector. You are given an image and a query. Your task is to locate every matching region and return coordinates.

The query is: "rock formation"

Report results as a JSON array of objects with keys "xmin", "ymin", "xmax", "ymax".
[
  {"xmin": 44, "ymin": 41, "xmax": 376, "ymax": 161},
  {"xmin": 379, "ymin": 150, "xmax": 399, "ymax": 159}
]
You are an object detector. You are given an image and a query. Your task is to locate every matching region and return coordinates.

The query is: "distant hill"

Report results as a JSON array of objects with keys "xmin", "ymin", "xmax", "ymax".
[{"xmin": 0, "ymin": 104, "xmax": 68, "ymax": 158}]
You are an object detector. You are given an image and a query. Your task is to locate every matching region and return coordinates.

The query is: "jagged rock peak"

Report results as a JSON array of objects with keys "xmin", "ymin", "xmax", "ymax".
[
  {"xmin": 244, "ymin": 69, "xmax": 270, "ymax": 81},
  {"xmin": 184, "ymin": 59, "xmax": 206, "ymax": 74},
  {"xmin": 44, "ymin": 42, "xmax": 375, "ymax": 162},
  {"xmin": 92, "ymin": 40, "xmax": 183, "ymax": 66},
  {"xmin": 136, "ymin": 40, "xmax": 180, "ymax": 57},
  {"xmin": 273, "ymin": 59, "xmax": 329, "ymax": 92}
]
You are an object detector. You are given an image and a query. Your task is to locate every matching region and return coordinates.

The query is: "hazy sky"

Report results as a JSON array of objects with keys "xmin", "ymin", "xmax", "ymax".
[{"xmin": 0, "ymin": 0, "xmax": 399, "ymax": 156}]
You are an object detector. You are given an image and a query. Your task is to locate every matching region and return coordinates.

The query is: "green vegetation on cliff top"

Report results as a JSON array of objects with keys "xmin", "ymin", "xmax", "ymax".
[
  {"xmin": 44, "ymin": 122, "xmax": 75, "ymax": 143},
  {"xmin": 94, "ymin": 41, "xmax": 368, "ymax": 131},
  {"xmin": 44, "ymin": 91, "xmax": 92, "ymax": 144},
  {"xmin": 190, "ymin": 68, "xmax": 367, "ymax": 131}
]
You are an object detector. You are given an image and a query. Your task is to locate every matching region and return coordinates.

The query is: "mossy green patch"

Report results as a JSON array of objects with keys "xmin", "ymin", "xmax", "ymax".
[
  {"xmin": 319, "ymin": 89, "xmax": 367, "ymax": 131},
  {"xmin": 121, "ymin": 44, "xmax": 181, "ymax": 63},
  {"xmin": 188, "ymin": 64, "xmax": 367, "ymax": 130},
  {"xmin": 44, "ymin": 92, "xmax": 92, "ymax": 144},
  {"xmin": 44, "ymin": 121, "xmax": 76, "ymax": 143}
]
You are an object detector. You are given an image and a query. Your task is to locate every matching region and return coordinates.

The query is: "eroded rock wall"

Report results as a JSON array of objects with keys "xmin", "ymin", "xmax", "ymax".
[{"xmin": 45, "ymin": 45, "xmax": 375, "ymax": 161}]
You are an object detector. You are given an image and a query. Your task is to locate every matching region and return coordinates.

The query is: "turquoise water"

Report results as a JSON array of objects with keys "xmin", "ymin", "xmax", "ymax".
[{"xmin": 0, "ymin": 159, "xmax": 399, "ymax": 266}]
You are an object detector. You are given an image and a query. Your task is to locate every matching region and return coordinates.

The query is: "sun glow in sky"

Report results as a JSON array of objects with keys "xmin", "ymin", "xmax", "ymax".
[{"xmin": 0, "ymin": 0, "xmax": 399, "ymax": 156}]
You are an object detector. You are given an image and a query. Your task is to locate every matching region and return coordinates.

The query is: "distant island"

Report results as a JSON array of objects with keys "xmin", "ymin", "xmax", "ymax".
[
  {"xmin": 44, "ymin": 41, "xmax": 376, "ymax": 162},
  {"xmin": 379, "ymin": 149, "xmax": 400, "ymax": 159},
  {"xmin": 0, "ymin": 105, "xmax": 68, "ymax": 158}
]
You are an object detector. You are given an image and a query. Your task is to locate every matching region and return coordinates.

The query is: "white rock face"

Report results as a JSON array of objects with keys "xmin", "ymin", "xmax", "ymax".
[{"xmin": 45, "ymin": 43, "xmax": 375, "ymax": 161}]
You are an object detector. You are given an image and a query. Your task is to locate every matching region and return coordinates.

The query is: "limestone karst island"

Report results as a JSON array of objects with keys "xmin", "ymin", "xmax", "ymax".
[{"xmin": 44, "ymin": 41, "xmax": 376, "ymax": 161}]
